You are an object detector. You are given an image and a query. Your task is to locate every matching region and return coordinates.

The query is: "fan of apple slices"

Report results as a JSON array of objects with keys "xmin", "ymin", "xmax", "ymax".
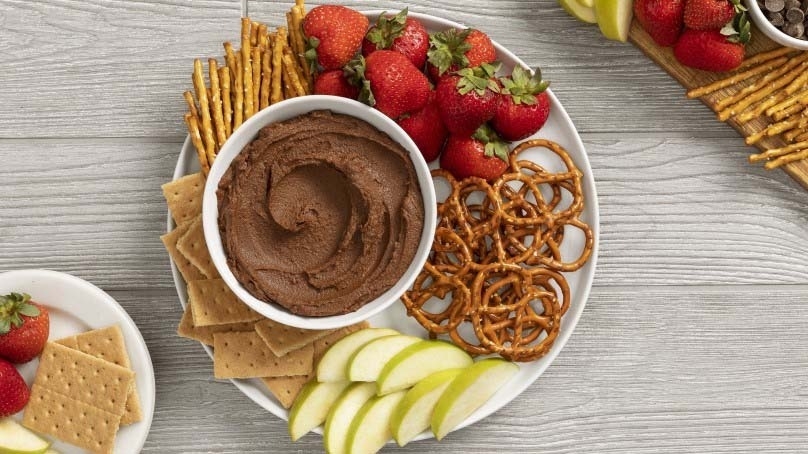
[{"xmin": 288, "ymin": 328, "xmax": 520, "ymax": 453}]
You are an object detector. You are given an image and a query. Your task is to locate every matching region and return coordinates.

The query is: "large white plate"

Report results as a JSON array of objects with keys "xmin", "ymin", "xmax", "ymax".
[
  {"xmin": 0, "ymin": 269, "xmax": 155, "ymax": 454},
  {"xmin": 168, "ymin": 11, "xmax": 599, "ymax": 443}
]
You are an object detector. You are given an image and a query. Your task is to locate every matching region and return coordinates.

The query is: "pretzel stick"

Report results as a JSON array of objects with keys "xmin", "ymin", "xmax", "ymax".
[
  {"xmin": 719, "ymin": 59, "xmax": 808, "ymax": 121},
  {"xmin": 766, "ymin": 90, "xmax": 808, "ymax": 117},
  {"xmin": 295, "ymin": 0, "xmax": 305, "ymax": 14},
  {"xmin": 208, "ymin": 59, "xmax": 226, "ymax": 149},
  {"xmin": 746, "ymin": 114, "xmax": 806, "ymax": 145},
  {"xmin": 260, "ymin": 48, "xmax": 272, "ymax": 109},
  {"xmin": 749, "ymin": 140, "xmax": 808, "ymax": 162},
  {"xmin": 715, "ymin": 53, "xmax": 808, "ymax": 112},
  {"xmin": 241, "ymin": 18, "xmax": 255, "ymax": 120},
  {"xmin": 772, "ymin": 102, "xmax": 805, "ymax": 121},
  {"xmin": 224, "ymin": 42, "xmax": 238, "ymax": 82},
  {"xmin": 184, "ymin": 113, "xmax": 210, "ymax": 175},
  {"xmin": 192, "ymin": 59, "xmax": 216, "ymax": 162},
  {"xmin": 736, "ymin": 92, "xmax": 785, "ymax": 123},
  {"xmin": 282, "ymin": 51, "xmax": 307, "ymax": 97},
  {"xmin": 687, "ymin": 56, "xmax": 788, "ymax": 99},
  {"xmin": 288, "ymin": 9, "xmax": 311, "ymax": 92},
  {"xmin": 785, "ymin": 67, "xmax": 808, "ymax": 95},
  {"xmin": 219, "ymin": 67, "xmax": 232, "ymax": 137},
  {"xmin": 795, "ymin": 131, "xmax": 808, "ymax": 143},
  {"xmin": 784, "ymin": 127, "xmax": 804, "ymax": 142},
  {"xmin": 183, "ymin": 91, "xmax": 199, "ymax": 118},
  {"xmin": 765, "ymin": 148, "xmax": 808, "ymax": 169},
  {"xmin": 250, "ymin": 21, "xmax": 260, "ymax": 47},
  {"xmin": 271, "ymin": 29, "xmax": 285, "ymax": 104},
  {"xmin": 252, "ymin": 46, "xmax": 261, "ymax": 111},
  {"xmin": 258, "ymin": 23, "xmax": 268, "ymax": 51},
  {"xmin": 233, "ymin": 57, "xmax": 244, "ymax": 129},
  {"xmin": 737, "ymin": 47, "xmax": 794, "ymax": 70}
]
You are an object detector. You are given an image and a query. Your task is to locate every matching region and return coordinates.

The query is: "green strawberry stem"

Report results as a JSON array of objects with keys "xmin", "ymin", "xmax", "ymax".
[
  {"xmin": 0, "ymin": 292, "xmax": 40, "ymax": 335},
  {"xmin": 456, "ymin": 62, "xmax": 501, "ymax": 96},
  {"xmin": 500, "ymin": 66, "xmax": 549, "ymax": 105},
  {"xmin": 473, "ymin": 124, "xmax": 510, "ymax": 162},
  {"xmin": 721, "ymin": 0, "xmax": 751, "ymax": 44},
  {"xmin": 427, "ymin": 28, "xmax": 473, "ymax": 76},
  {"xmin": 366, "ymin": 8, "xmax": 408, "ymax": 49},
  {"xmin": 345, "ymin": 55, "xmax": 376, "ymax": 106}
]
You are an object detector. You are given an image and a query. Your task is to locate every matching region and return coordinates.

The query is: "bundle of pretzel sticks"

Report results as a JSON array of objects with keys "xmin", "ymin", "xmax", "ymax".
[
  {"xmin": 183, "ymin": 0, "xmax": 312, "ymax": 175},
  {"xmin": 688, "ymin": 47, "xmax": 808, "ymax": 170}
]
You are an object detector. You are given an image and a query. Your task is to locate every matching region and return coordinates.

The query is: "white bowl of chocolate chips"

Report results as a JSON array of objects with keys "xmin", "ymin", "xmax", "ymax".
[{"xmin": 749, "ymin": 0, "xmax": 808, "ymax": 49}]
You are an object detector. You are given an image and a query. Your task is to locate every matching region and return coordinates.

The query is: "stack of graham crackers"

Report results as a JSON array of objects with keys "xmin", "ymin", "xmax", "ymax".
[
  {"xmin": 22, "ymin": 325, "xmax": 142, "ymax": 454},
  {"xmin": 162, "ymin": 172, "xmax": 367, "ymax": 408}
]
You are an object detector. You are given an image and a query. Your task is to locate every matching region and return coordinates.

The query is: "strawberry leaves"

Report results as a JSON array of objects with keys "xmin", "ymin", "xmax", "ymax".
[
  {"xmin": 500, "ymin": 66, "xmax": 549, "ymax": 105},
  {"xmin": 456, "ymin": 62, "xmax": 501, "ymax": 96},
  {"xmin": 427, "ymin": 28, "xmax": 473, "ymax": 76},
  {"xmin": 473, "ymin": 124, "xmax": 510, "ymax": 162},
  {"xmin": 0, "ymin": 293, "xmax": 39, "ymax": 335},
  {"xmin": 345, "ymin": 55, "xmax": 376, "ymax": 106},
  {"xmin": 721, "ymin": 0, "xmax": 751, "ymax": 44},
  {"xmin": 366, "ymin": 8, "xmax": 408, "ymax": 49}
]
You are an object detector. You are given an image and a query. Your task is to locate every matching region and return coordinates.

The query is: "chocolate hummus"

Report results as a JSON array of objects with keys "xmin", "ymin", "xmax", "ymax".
[{"xmin": 217, "ymin": 110, "xmax": 425, "ymax": 317}]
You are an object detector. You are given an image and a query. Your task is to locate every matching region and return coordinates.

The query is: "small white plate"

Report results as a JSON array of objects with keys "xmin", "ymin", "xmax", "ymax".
[{"xmin": 0, "ymin": 269, "xmax": 155, "ymax": 454}]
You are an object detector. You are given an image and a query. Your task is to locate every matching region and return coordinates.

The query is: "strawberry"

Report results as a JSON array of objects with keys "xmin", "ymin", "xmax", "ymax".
[
  {"xmin": 0, "ymin": 358, "xmax": 29, "ymax": 417},
  {"xmin": 426, "ymin": 28, "xmax": 496, "ymax": 81},
  {"xmin": 440, "ymin": 125, "xmax": 510, "ymax": 182},
  {"xmin": 0, "ymin": 292, "xmax": 49, "ymax": 364},
  {"xmin": 684, "ymin": 0, "xmax": 746, "ymax": 31},
  {"xmin": 313, "ymin": 70, "xmax": 359, "ymax": 99},
  {"xmin": 397, "ymin": 97, "xmax": 448, "ymax": 162},
  {"xmin": 303, "ymin": 5, "xmax": 369, "ymax": 71},
  {"xmin": 358, "ymin": 50, "xmax": 431, "ymax": 119},
  {"xmin": 491, "ymin": 66, "xmax": 551, "ymax": 141},
  {"xmin": 435, "ymin": 63, "xmax": 501, "ymax": 137},
  {"xmin": 634, "ymin": 0, "xmax": 686, "ymax": 47},
  {"xmin": 362, "ymin": 8, "xmax": 430, "ymax": 69},
  {"xmin": 673, "ymin": 29, "xmax": 745, "ymax": 72}
]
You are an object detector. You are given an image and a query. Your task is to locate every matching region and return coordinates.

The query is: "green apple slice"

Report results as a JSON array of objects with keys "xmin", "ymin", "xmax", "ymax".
[
  {"xmin": 557, "ymin": 0, "xmax": 597, "ymax": 24},
  {"xmin": 575, "ymin": 0, "xmax": 594, "ymax": 7},
  {"xmin": 346, "ymin": 335, "xmax": 422, "ymax": 382},
  {"xmin": 390, "ymin": 368, "xmax": 464, "ymax": 446},
  {"xmin": 0, "ymin": 418, "xmax": 51, "ymax": 454},
  {"xmin": 323, "ymin": 382, "xmax": 377, "ymax": 454},
  {"xmin": 344, "ymin": 390, "xmax": 407, "ymax": 454},
  {"xmin": 376, "ymin": 340, "xmax": 472, "ymax": 396},
  {"xmin": 317, "ymin": 328, "xmax": 399, "ymax": 383},
  {"xmin": 431, "ymin": 358, "xmax": 519, "ymax": 440},
  {"xmin": 594, "ymin": 0, "xmax": 633, "ymax": 42},
  {"xmin": 288, "ymin": 380, "xmax": 351, "ymax": 441}
]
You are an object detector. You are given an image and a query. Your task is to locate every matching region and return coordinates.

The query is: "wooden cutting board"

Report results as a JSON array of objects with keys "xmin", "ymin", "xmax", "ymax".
[{"xmin": 629, "ymin": 21, "xmax": 808, "ymax": 190}]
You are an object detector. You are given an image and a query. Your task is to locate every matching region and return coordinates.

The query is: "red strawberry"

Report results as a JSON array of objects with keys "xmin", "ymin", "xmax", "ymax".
[
  {"xmin": 314, "ymin": 70, "xmax": 359, "ymax": 99},
  {"xmin": 359, "ymin": 50, "xmax": 431, "ymax": 119},
  {"xmin": 634, "ymin": 0, "xmax": 686, "ymax": 47},
  {"xmin": 426, "ymin": 28, "xmax": 496, "ymax": 81},
  {"xmin": 440, "ymin": 125, "xmax": 509, "ymax": 182},
  {"xmin": 362, "ymin": 8, "xmax": 429, "ymax": 69},
  {"xmin": 0, "ymin": 358, "xmax": 29, "ymax": 417},
  {"xmin": 397, "ymin": 97, "xmax": 448, "ymax": 162},
  {"xmin": 0, "ymin": 292, "xmax": 50, "ymax": 364},
  {"xmin": 303, "ymin": 5, "xmax": 369, "ymax": 70},
  {"xmin": 435, "ymin": 63, "xmax": 501, "ymax": 136},
  {"xmin": 673, "ymin": 29, "xmax": 745, "ymax": 72},
  {"xmin": 684, "ymin": 0, "xmax": 744, "ymax": 30},
  {"xmin": 491, "ymin": 66, "xmax": 551, "ymax": 141}
]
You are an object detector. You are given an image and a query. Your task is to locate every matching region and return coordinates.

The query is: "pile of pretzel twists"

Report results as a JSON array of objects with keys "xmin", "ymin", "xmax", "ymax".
[
  {"xmin": 402, "ymin": 139, "xmax": 594, "ymax": 362},
  {"xmin": 183, "ymin": 1, "xmax": 312, "ymax": 175}
]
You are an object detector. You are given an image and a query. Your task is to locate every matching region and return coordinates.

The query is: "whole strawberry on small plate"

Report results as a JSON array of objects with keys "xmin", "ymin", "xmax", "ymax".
[{"xmin": 0, "ymin": 269, "xmax": 155, "ymax": 454}]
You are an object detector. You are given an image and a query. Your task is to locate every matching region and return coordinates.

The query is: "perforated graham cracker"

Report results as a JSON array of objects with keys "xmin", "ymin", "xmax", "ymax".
[
  {"xmin": 176, "ymin": 216, "xmax": 219, "ymax": 279},
  {"xmin": 34, "ymin": 342, "xmax": 134, "ymax": 417},
  {"xmin": 261, "ymin": 376, "xmax": 310, "ymax": 409},
  {"xmin": 161, "ymin": 220, "xmax": 207, "ymax": 283},
  {"xmin": 188, "ymin": 278, "xmax": 263, "ymax": 326},
  {"xmin": 23, "ymin": 384, "xmax": 121, "ymax": 454},
  {"xmin": 176, "ymin": 304, "xmax": 256, "ymax": 346},
  {"xmin": 213, "ymin": 331, "xmax": 313, "ymax": 379},
  {"xmin": 254, "ymin": 319, "xmax": 334, "ymax": 357},
  {"xmin": 162, "ymin": 172, "xmax": 204, "ymax": 225},
  {"xmin": 56, "ymin": 326, "xmax": 142, "ymax": 425}
]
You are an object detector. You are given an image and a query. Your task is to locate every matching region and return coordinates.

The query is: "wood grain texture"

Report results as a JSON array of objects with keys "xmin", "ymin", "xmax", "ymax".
[{"xmin": 125, "ymin": 286, "xmax": 808, "ymax": 452}]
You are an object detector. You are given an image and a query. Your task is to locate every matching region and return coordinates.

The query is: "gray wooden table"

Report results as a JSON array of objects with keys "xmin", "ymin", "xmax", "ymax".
[{"xmin": 2, "ymin": 0, "xmax": 808, "ymax": 452}]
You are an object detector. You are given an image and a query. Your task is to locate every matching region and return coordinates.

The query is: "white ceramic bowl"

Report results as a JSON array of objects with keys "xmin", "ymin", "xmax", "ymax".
[
  {"xmin": 747, "ymin": 0, "xmax": 808, "ymax": 50},
  {"xmin": 202, "ymin": 95, "xmax": 437, "ymax": 330}
]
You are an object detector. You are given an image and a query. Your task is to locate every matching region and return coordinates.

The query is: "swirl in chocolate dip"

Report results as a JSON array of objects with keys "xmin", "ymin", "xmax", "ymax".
[{"xmin": 217, "ymin": 110, "xmax": 425, "ymax": 317}]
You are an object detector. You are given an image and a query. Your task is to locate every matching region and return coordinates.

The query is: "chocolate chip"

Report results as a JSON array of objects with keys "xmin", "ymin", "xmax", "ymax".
[
  {"xmin": 787, "ymin": 6, "xmax": 805, "ymax": 22},
  {"xmin": 770, "ymin": 11, "xmax": 787, "ymax": 25},
  {"xmin": 766, "ymin": 0, "xmax": 786, "ymax": 11},
  {"xmin": 784, "ymin": 21, "xmax": 805, "ymax": 37},
  {"xmin": 787, "ymin": 0, "xmax": 802, "ymax": 9}
]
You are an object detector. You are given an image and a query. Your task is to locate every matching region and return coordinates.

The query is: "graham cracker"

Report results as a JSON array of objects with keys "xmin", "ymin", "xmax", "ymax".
[
  {"xmin": 176, "ymin": 216, "xmax": 219, "ymax": 279},
  {"xmin": 254, "ymin": 319, "xmax": 334, "ymax": 357},
  {"xmin": 188, "ymin": 278, "xmax": 263, "ymax": 327},
  {"xmin": 161, "ymin": 220, "xmax": 207, "ymax": 283},
  {"xmin": 313, "ymin": 322, "xmax": 370, "ymax": 363},
  {"xmin": 23, "ymin": 384, "xmax": 121, "ymax": 454},
  {"xmin": 261, "ymin": 376, "xmax": 310, "ymax": 409},
  {"xmin": 176, "ymin": 304, "xmax": 256, "ymax": 346},
  {"xmin": 213, "ymin": 331, "xmax": 313, "ymax": 379},
  {"xmin": 56, "ymin": 326, "xmax": 142, "ymax": 426},
  {"xmin": 162, "ymin": 172, "xmax": 204, "ymax": 225},
  {"xmin": 34, "ymin": 342, "xmax": 134, "ymax": 417}
]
